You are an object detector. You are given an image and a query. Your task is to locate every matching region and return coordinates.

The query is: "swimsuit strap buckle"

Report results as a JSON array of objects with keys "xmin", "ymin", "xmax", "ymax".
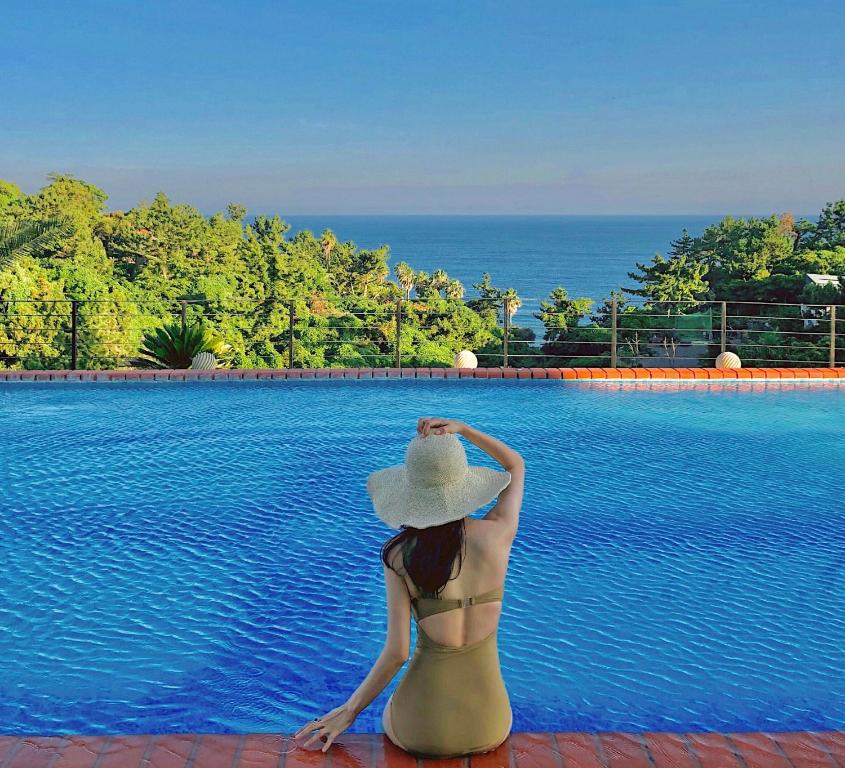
[{"xmin": 460, "ymin": 596, "xmax": 475, "ymax": 607}]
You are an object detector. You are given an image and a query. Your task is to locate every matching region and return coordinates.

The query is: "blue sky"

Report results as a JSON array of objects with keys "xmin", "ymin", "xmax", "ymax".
[{"xmin": 2, "ymin": 0, "xmax": 843, "ymax": 214}]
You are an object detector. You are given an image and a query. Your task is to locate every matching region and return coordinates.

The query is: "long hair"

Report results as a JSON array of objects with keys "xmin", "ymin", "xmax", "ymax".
[{"xmin": 381, "ymin": 518, "xmax": 467, "ymax": 597}]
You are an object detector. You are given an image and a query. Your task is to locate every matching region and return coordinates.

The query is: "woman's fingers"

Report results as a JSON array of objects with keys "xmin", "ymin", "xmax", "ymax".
[
  {"xmin": 418, "ymin": 416, "xmax": 450, "ymax": 437},
  {"xmin": 321, "ymin": 733, "xmax": 336, "ymax": 753},
  {"xmin": 294, "ymin": 717, "xmax": 322, "ymax": 738},
  {"xmin": 303, "ymin": 728, "xmax": 327, "ymax": 749}
]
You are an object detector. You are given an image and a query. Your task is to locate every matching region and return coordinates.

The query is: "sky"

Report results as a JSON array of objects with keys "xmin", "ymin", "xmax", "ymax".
[{"xmin": 2, "ymin": 0, "xmax": 843, "ymax": 215}]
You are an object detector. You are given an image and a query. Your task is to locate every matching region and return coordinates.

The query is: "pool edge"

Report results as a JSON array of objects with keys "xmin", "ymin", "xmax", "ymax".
[
  {"xmin": 1, "ymin": 366, "xmax": 844, "ymax": 383},
  {"xmin": 1, "ymin": 730, "xmax": 843, "ymax": 767}
]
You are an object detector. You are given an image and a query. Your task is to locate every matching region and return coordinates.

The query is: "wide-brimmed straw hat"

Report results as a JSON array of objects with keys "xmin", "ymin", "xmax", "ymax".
[{"xmin": 367, "ymin": 433, "xmax": 512, "ymax": 529}]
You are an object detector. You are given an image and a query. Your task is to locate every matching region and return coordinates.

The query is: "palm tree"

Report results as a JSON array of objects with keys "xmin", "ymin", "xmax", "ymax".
[
  {"xmin": 502, "ymin": 288, "xmax": 522, "ymax": 324},
  {"xmin": 446, "ymin": 278, "xmax": 465, "ymax": 300},
  {"xmin": 0, "ymin": 217, "xmax": 73, "ymax": 271},
  {"xmin": 414, "ymin": 270, "xmax": 432, "ymax": 298},
  {"xmin": 431, "ymin": 268, "xmax": 449, "ymax": 296},
  {"xmin": 320, "ymin": 229, "xmax": 337, "ymax": 269},
  {"xmin": 394, "ymin": 261, "xmax": 416, "ymax": 299}
]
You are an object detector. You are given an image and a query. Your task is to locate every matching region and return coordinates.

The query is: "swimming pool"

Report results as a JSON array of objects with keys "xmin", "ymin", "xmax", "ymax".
[{"xmin": 1, "ymin": 380, "xmax": 843, "ymax": 736}]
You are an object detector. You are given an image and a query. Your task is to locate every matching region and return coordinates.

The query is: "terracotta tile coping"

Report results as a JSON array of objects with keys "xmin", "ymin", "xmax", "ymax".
[
  {"xmin": 0, "ymin": 730, "xmax": 843, "ymax": 768},
  {"xmin": 0, "ymin": 367, "xmax": 843, "ymax": 382}
]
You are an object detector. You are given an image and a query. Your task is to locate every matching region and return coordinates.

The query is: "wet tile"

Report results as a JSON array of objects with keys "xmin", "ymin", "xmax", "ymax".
[
  {"xmin": 812, "ymin": 732, "xmax": 845, "ymax": 766},
  {"xmin": 685, "ymin": 732, "xmax": 743, "ymax": 768},
  {"xmin": 98, "ymin": 735, "xmax": 153, "ymax": 768},
  {"xmin": 144, "ymin": 734, "xmax": 196, "ymax": 768},
  {"xmin": 237, "ymin": 734, "xmax": 289, "ymax": 768},
  {"xmin": 642, "ymin": 732, "xmax": 697, "ymax": 768},
  {"xmin": 468, "ymin": 739, "xmax": 511, "ymax": 768},
  {"xmin": 189, "ymin": 734, "xmax": 241, "ymax": 768},
  {"xmin": 771, "ymin": 732, "xmax": 838, "ymax": 768},
  {"xmin": 325, "ymin": 733, "xmax": 372, "ymax": 768},
  {"xmin": 7, "ymin": 737, "xmax": 67, "ymax": 768},
  {"xmin": 552, "ymin": 733, "xmax": 603, "ymax": 768},
  {"xmin": 0, "ymin": 738, "xmax": 21, "ymax": 766},
  {"xmin": 727, "ymin": 732, "xmax": 791, "ymax": 768},
  {"xmin": 50, "ymin": 735, "xmax": 110, "ymax": 768},
  {"xmin": 370, "ymin": 735, "xmax": 416, "ymax": 768},
  {"xmin": 510, "ymin": 732, "xmax": 559, "ymax": 768},
  {"xmin": 598, "ymin": 732, "xmax": 650, "ymax": 768}
]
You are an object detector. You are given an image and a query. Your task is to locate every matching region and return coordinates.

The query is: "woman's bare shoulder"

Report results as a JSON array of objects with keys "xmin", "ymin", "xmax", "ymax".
[{"xmin": 466, "ymin": 517, "xmax": 516, "ymax": 553}]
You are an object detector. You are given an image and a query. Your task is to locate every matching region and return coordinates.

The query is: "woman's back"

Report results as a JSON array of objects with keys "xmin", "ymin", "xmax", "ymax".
[{"xmin": 390, "ymin": 517, "xmax": 516, "ymax": 648}]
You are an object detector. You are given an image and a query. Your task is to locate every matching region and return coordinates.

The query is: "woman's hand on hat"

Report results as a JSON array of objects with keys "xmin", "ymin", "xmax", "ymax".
[{"xmin": 417, "ymin": 417, "xmax": 465, "ymax": 437}]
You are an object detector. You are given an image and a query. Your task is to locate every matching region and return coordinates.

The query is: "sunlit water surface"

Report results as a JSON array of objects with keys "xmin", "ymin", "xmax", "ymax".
[{"xmin": 1, "ymin": 380, "xmax": 843, "ymax": 735}]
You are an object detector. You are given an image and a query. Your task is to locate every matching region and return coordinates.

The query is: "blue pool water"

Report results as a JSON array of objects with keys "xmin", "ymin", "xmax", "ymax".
[{"xmin": 1, "ymin": 380, "xmax": 844, "ymax": 736}]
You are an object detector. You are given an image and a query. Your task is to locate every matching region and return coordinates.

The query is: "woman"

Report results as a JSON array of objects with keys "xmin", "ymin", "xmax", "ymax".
[{"xmin": 295, "ymin": 416, "xmax": 524, "ymax": 758}]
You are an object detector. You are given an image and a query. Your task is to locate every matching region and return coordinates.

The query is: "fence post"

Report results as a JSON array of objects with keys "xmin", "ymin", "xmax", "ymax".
[
  {"xmin": 70, "ymin": 300, "xmax": 78, "ymax": 371},
  {"xmin": 830, "ymin": 304, "xmax": 837, "ymax": 369},
  {"xmin": 720, "ymin": 301, "xmax": 727, "ymax": 354},
  {"xmin": 395, "ymin": 298, "xmax": 402, "ymax": 369},
  {"xmin": 502, "ymin": 299, "xmax": 509, "ymax": 368},
  {"xmin": 288, "ymin": 301, "xmax": 295, "ymax": 369},
  {"xmin": 180, "ymin": 300, "xmax": 187, "ymax": 333},
  {"xmin": 610, "ymin": 296, "xmax": 618, "ymax": 368}
]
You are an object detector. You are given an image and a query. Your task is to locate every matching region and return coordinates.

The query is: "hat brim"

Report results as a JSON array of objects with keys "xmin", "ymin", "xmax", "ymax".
[{"xmin": 367, "ymin": 464, "xmax": 512, "ymax": 530}]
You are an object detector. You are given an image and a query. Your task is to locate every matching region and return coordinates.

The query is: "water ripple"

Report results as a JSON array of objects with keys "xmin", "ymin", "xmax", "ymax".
[{"xmin": 0, "ymin": 380, "xmax": 843, "ymax": 735}]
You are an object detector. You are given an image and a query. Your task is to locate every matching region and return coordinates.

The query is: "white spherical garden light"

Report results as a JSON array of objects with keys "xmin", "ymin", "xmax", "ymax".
[
  {"xmin": 190, "ymin": 351, "xmax": 218, "ymax": 370},
  {"xmin": 715, "ymin": 351, "xmax": 742, "ymax": 369},
  {"xmin": 454, "ymin": 350, "xmax": 478, "ymax": 369}
]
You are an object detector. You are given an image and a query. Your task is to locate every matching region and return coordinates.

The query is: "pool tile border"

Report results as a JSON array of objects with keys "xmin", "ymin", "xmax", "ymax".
[
  {"xmin": 1, "ymin": 366, "xmax": 843, "ymax": 383},
  {"xmin": 0, "ymin": 731, "xmax": 843, "ymax": 768}
]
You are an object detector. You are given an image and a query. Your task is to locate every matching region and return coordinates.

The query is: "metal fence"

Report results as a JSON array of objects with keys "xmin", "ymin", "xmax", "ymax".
[{"xmin": 0, "ymin": 296, "xmax": 842, "ymax": 370}]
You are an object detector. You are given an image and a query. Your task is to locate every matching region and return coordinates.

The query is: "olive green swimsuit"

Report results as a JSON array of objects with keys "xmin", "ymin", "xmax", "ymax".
[{"xmin": 389, "ymin": 583, "xmax": 512, "ymax": 758}]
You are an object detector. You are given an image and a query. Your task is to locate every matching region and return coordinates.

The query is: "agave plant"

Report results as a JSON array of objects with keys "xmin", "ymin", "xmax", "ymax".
[{"xmin": 138, "ymin": 321, "xmax": 233, "ymax": 369}]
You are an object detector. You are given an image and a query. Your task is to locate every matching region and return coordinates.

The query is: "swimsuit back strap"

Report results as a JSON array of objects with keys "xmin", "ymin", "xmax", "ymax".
[{"xmin": 412, "ymin": 583, "xmax": 504, "ymax": 621}]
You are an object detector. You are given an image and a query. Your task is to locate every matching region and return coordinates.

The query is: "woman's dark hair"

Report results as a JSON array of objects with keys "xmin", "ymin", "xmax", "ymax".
[{"xmin": 381, "ymin": 518, "xmax": 467, "ymax": 597}]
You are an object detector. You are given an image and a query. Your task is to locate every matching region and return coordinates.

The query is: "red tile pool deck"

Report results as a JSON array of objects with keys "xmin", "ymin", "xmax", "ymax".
[
  {"xmin": 2, "ymin": 731, "xmax": 844, "ymax": 768},
  {"xmin": 1, "ymin": 367, "xmax": 844, "ymax": 382}
]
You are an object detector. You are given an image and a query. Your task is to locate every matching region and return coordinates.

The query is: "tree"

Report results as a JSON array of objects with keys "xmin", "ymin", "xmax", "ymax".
[
  {"xmin": 501, "ymin": 288, "xmax": 521, "ymax": 323},
  {"xmin": 466, "ymin": 272, "xmax": 502, "ymax": 317},
  {"xmin": 351, "ymin": 246, "xmax": 389, "ymax": 297},
  {"xmin": 394, "ymin": 261, "xmax": 416, "ymax": 299},
  {"xmin": 535, "ymin": 287, "xmax": 593, "ymax": 337},
  {"xmin": 0, "ymin": 217, "xmax": 73, "ymax": 271},
  {"xmin": 414, "ymin": 270, "xmax": 436, "ymax": 299},
  {"xmin": 226, "ymin": 203, "xmax": 247, "ymax": 222},
  {"xmin": 591, "ymin": 289, "xmax": 627, "ymax": 326},
  {"xmin": 534, "ymin": 287, "xmax": 601, "ymax": 365},
  {"xmin": 446, "ymin": 278, "xmax": 464, "ymax": 300},
  {"xmin": 320, "ymin": 229, "xmax": 337, "ymax": 269},
  {"xmin": 431, "ymin": 269, "xmax": 449, "ymax": 296},
  {"xmin": 0, "ymin": 180, "xmax": 24, "ymax": 211},
  {"xmin": 669, "ymin": 229, "xmax": 696, "ymax": 258},
  {"xmin": 624, "ymin": 253, "xmax": 710, "ymax": 313},
  {"xmin": 694, "ymin": 215, "xmax": 793, "ymax": 283},
  {"xmin": 796, "ymin": 201, "xmax": 845, "ymax": 252}
]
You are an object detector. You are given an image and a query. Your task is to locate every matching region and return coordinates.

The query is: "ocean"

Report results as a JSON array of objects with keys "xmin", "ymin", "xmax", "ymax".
[{"xmin": 282, "ymin": 215, "xmax": 730, "ymax": 307}]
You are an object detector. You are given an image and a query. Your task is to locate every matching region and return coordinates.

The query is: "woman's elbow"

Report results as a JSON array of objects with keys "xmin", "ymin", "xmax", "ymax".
[{"xmin": 384, "ymin": 646, "xmax": 409, "ymax": 666}]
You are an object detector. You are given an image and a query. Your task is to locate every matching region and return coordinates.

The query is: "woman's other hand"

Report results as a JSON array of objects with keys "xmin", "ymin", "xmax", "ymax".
[
  {"xmin": 293, "ymin": 703, "xmax": 357, "ymax": 752},
  {"xmin": 417, "ymin": 417, "xmax": 465, "ymax": 437}
]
